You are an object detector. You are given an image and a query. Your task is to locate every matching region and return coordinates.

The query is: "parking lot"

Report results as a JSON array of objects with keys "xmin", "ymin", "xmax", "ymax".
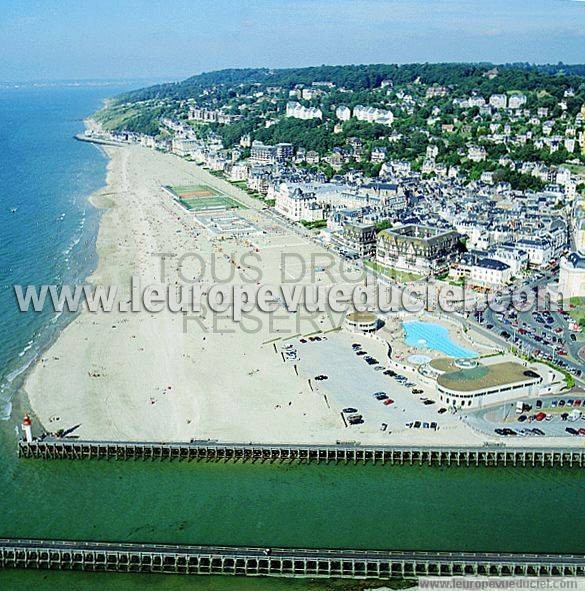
[
  {"xmin": 292, "ymin": 332, "xmax": 457, "ymax": 438},
  {"xmin": 465, "ymin": 393, "xmax": 585, "ymax": 439}
]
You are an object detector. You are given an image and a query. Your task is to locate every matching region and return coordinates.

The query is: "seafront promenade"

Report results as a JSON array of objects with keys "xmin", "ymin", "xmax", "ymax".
[
  {"xmin": 18, "ymin": 438, "xmax": 585, "ymax": 468},
  {"xmin": 1, "ymin": 538, "xmax": 584, "ymax": 579}
]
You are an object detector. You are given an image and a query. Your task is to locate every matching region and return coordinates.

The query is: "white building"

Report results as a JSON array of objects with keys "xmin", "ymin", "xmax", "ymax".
[
  {"xmin": 468, "ymin": 145, "xmax": 487, "ymax": 162},
  {"xmin": 353, "ymin": 105, "xmax": 394, "ymax": 126},
  {"xmin": 273, "ymin": 183, "xmax": 325, "ymax": 222},
  {"xmin": 227, "ymin": 162, "xmax": 248, "ymax": 182},
  {"xmin": 371, "ymin": 147, "xmax": 387, "ymax": 163},
  {"xmin": 489, "ymin": 94, "xmax": 508, "ymax": 109},
  {"xmin": 508, "ymin": 94, "xmax": 527, "ymax": 109},
  {"xmin": 286, "ymin": 101, "xmax": 322, "ymax": 120},
  {"xmin": 450, "ymin": 255, "xmax": 512, "ymax": 288},
  {"xmin": 335, "ymin": 105, "xmax": 351, "ymax": 121},
  {"xmin": 488, "ymin": 245, "xmax": 529, "ymax": 277},
  {"xmin": 515, "ymin": 239, "xmax": 554, "ymax": 268},
  {"xmin": 427, "ymin": 358, "xmax": 546, "ymax": 410},
  {"xmin": 558, "ymin": 252, "xmax": 585, "ymax": 300}
]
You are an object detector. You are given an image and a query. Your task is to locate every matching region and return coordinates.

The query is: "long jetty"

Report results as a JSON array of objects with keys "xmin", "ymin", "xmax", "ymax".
[
  {"xmin": 73, "ymin": 133, "xmax": 125, "ymax": 147},
  {"xmin": 18, "ymin": 438, "xmax": 585, "ymax": 468},
  {"xmin": 1, "ymin": 538, "xmax": 584, "ymax": 578}
]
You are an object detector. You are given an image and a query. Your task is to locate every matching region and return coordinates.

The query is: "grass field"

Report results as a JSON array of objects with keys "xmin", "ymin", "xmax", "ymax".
[
  {"xmin": 180, "ymin": 195, "xmax": 243, "ymax": 211},
  {"xmin": 165, "ymin": 184, "xmax": 244, "ymax": 211}
]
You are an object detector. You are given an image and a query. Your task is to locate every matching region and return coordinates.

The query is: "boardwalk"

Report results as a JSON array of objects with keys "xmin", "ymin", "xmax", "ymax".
[
  {"xmin": 1, "ymin": 538, "xmax": 584, "ymax": 578},
  {"xmin": 18, "ymin": 438, "xmax": 585, "ymax": 468}
]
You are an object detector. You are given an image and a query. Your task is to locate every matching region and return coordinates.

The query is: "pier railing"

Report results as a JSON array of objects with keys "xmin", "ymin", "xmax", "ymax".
[
  {"xmin": 18, "ymin": 438, "xmax": 585, "ymax": 468},
  {"xmin": 0, "ymin": 538, "xmax": 584, "ymax": 578}
]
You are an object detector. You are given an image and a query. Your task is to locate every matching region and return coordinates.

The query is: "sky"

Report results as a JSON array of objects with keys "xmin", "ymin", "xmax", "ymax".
[{"xmin": 1, "ymin": 0, "xmax": 584, "ymax": 82}]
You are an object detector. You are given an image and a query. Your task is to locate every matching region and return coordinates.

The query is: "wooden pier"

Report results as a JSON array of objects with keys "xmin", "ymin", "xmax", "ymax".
[
  {"xmin": 1, "ymin": 538, "xmax": 584, "ymax": 579},
  {"xmin": 18, "ymin": 438, "xmax": 585, "ymax": 468}
]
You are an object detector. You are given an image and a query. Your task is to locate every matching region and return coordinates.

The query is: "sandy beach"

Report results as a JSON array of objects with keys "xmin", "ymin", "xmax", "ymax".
[
  {"xmin": 23, "ymin": 144, "xmax": 562, "ymax": 447},
  {"xmin": 24, "ymin": 145, "xmax": 364, "ymax": 443}
]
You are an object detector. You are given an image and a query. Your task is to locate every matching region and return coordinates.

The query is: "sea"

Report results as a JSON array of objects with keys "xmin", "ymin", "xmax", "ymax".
[{"xmin": 0, "ymin": 86, "xmax": 584, "ymax": 591}]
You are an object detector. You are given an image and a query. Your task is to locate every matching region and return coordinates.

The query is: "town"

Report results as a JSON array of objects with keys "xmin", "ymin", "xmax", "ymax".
[{"xmin": 86, "ymin": 65, "xmax": 584, "ymax": 354}]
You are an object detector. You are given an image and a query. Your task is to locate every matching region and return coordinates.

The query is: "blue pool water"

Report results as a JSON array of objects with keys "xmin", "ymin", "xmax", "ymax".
[{"xmin": 403, "ymin": 321, "xmax": 478, "ymax": 359}]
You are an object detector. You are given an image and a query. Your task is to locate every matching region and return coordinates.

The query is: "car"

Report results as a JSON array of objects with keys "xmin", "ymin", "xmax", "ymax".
[
  {"xmin": 356, "ymin": 350, "xmax": 367, "ymax": 356},
  {"xmin": 423, "ymin": 399, "xmax": 435, "ymax": 405},
  {"xmin": 565, "ymin": 427, "xmax": 578, "ymax": 435},
  {"xmin": 342, "ymin": 407, "xmax": 358, "ymax": 414},
  {"xmin": 495, "ymin": 428, "xmax": 505, "ymax": 435},
  {"xmin": 405, "ymin": 382, "xmax": 415, "ymax": 388},
  {"xmin": 413, "ymin": 421, "xmax": 421, "ymax": 429},
  {"xmin": 559, "ymin": 400, "xmax": 566, "ymax": 407},
  {"xmin": 373, "ymin": 391, "xmax": 388, "ymax": 401},
  {"xmin": 575, "ymin": 400, "xmax": 582, "ymax": 407},
  {"xmin": 351, "ymin": 343, "xmax": 361, "ymax": 349},
  {"xmin": 412, "ymin": 388, "xmax": 423, "ymax": 395},
  {"xmin": 579, "ymin": 429, "xmax": 585, "ymax": 437},
  {"xmin": 517, "ymin": 415, "xmax": 527, "ymax": 422},
  {"xmin": 347, "ymin": 414, "xmax": 363, "ymax": 425},
  {"xmin": 314, "ymin": 374, "xmax": 328, "ymax": 381},
  {"xmin": 486, "ymin": 324, "xmax": 494, "ymax": 329},
  {"xmin": 534, "ymin": 412, "xmax": 546, "ymax": 421},
  {"xmin": 570, "ymin": 334, "xmax": 577, "ymax": 342},
  {"xmin": 438, "ymin": 407, "xmax": 447, "ymax": 414},
  {"xmin": 299, "ymin": 338, "xmax": 307, "ymax": 344},
  {"xmin": 532, "ymin": 428, "xmax": 545, "ymax": 436},
  {"xmin": 383, "ymin": 369, "xmax": 396, "ymax": 376},
  {"xmin": 383, "ymin": 398, "xmax": 394, "ymax": 406},
  {"xmin": 536, "ymin": 400, "xmax": 543, "ymax": 409},
  {"xmin": 430, "ymin": 422, "xmax": 437, "ymax": 430}
]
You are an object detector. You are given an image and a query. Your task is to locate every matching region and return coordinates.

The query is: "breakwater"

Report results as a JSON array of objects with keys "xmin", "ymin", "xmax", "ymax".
[
  {"xmin": 18, "ymin": 438, "xmax": 585, "ymax": 468},
  {"xmin": 1, "ymin": 538, "xmax": 584, "ymax": 579}
]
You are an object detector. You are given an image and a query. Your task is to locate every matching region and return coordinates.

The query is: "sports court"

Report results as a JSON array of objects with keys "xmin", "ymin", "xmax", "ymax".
[{"xmin": 163, "ymin": 184, "xmax": 244, "ymax": 212}]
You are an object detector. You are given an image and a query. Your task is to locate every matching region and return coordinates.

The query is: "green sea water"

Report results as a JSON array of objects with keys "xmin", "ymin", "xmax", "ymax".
[{"xmin": 1, "ymin": 413, "xmax": 585, "ymax": 589}]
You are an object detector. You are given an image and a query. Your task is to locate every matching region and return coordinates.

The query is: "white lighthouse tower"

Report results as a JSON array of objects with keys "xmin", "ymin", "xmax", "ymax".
[{"xmin": 21, "ymin": 414, "xmax": 33, "ymax": 443}]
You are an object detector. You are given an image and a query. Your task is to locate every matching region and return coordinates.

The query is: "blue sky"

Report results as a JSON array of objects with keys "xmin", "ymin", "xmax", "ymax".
[{"xmin": 1, "ymin": 0, "xmax": 584, "ymax": 81}]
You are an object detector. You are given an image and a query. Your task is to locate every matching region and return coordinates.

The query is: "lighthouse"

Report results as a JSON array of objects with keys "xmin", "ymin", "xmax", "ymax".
[{"xmin": 21, "ymin": 414, "xmax": 33, "ymax": 443}]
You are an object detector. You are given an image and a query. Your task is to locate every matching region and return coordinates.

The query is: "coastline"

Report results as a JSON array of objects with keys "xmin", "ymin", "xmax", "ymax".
[
  {"xmin": 11, "ymin": 141, "xmax": 115, "ymax": 429},
  {"xmin": 23, "ymin": 144, "xmax": 350, "ymax": 443},
  {"xmin": 20, "ymin": 143, "xmax": 569, "ymax": 448}
]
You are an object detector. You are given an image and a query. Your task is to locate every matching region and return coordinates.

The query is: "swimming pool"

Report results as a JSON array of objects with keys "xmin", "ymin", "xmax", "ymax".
[{"xmin": 403, "ymin": 321, "xmax": 478, "ymax": 359}]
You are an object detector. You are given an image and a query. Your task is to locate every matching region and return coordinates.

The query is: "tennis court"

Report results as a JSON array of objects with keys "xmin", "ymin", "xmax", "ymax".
[{"xmin": 163, "ymin": 184, "xmax": 245, "ymax": 212}]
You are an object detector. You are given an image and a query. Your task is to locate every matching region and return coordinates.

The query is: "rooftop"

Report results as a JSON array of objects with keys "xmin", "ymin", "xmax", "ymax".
[
  {"xmin": 437, "ymin": 361, "xmax": 542, "ymax": 393},
  {"xmin": 346, "ymin": 311, "xmax": 377, "ymax": 323}
]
